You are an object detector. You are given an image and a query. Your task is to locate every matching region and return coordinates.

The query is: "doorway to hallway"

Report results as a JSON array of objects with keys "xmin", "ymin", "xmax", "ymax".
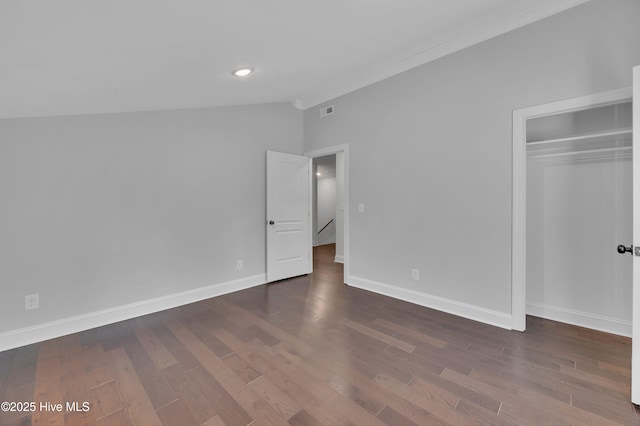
[{"xmin": 305, "ymin": 144, "xmax": 350, "ymax": 284}]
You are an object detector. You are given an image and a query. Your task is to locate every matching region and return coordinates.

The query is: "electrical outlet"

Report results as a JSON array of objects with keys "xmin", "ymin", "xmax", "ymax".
[
  {"xmin": 25, "ymin": 294, "xmax": 39, "ymax": 311},
  {"xmin": 411, "ymin": 269, "xmax": 419, "ymax": 281},
  {"xmin": 236, "ymin": 259, "xmax": 243, "ymax": 270},
  {"xmin": 358, "ymin": 203, "xmax": 365, "ymax": 213}
]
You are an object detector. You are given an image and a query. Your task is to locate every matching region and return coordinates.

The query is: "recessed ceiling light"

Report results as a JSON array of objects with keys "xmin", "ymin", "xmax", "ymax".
[
  {"xmin": 316, "ymin": 172, "xmax": 321, "ymax": 176},
  {"xmin": 233, "ymin": 68, "xmax": 253, "ymax": 77}
]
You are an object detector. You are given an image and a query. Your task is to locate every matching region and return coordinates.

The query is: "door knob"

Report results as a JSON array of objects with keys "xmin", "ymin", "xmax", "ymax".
[
  {"xmin": 617, "ymin": 244, "xmax": 633, "ymax": 255},
  {"xmin": 268, "ymin": 220, "xmax": 275, "ymax": 225}
]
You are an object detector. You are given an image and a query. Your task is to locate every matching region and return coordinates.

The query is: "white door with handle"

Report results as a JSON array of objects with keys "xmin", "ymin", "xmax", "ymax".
[
  {"xmin": 633, "ymin": 65, "xmax": 640, "ymax": 404},
  {"xmin": 266, "ymin": 151, "xmax": 312, "ymax": 282}
]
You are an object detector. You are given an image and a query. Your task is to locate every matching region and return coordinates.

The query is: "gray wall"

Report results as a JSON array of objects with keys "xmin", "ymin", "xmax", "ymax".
[
  {"xmin": 316, "ymin": 177, "xmax": 337, "ymax": 246},
  {"xmin": 303, "ymin": 0, "xmax": 640, "ymax": 317},
  {"xmin": 0, "ymin": 103, "xmax": 302, "ymax": 334}
]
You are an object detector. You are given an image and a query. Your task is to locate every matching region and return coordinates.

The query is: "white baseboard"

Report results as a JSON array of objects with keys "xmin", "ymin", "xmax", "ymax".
[
  {"xmin": 347, "ymin": 275, "xmax": 512, "ymax": 330},
  {"xmin": 0, "ymin": 274, "xmax": 266, "ymax": 352},
  {"xmin": 526, "ymin": 302, "xmax": 631, "ymax": 337},
  {"xmin": 334, "ymin": 255, "xmax": 344, "ymax": 264}
]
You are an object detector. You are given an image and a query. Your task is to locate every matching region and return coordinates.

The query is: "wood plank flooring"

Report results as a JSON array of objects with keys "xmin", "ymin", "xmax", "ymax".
[{"xmin": 1, "ymin": 244, "xmax": 638, "ymax": 425}]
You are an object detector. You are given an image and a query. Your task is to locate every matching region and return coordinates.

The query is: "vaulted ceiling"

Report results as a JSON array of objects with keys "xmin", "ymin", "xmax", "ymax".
[{"xmin": 0, "ymin": 0, "xmax": 589, "ymax": 119}]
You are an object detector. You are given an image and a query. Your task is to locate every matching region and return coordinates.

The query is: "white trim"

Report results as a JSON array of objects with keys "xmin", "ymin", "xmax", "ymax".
[
  {"xmin": 0, "ymin": 274, "xmax": 266, "ymax": 352},
  {"xmin": 304, "ymin": 144, "xmax": 350, "ymax": 283},
  {"xmin": 527, "ymin": 302, "xmax": 631, "ymax": 337},
  {"xmin": 632, "ymin": 65, "xmax": 640, "ymax": 405},
  {"xmin": 511, "ymin": 87, "xmax": 633, "ymax": 332},
  {"xmin": 512, "ymin": 105, "xmax": 527, "ymax": 332},
  {"xmin": 308, "ymin": 156, "xmax": 313, "ymax": 275},
  {"xmin": 302, "ymin": 0, "xmax": 590, "ymax": 109},
  {"xmin": 348, "ymin": 275, "xmax": 512, "ymax": 330},
  {"xmin": 334, "ymin": 255, "xmax": 344, "ymax": 264}
]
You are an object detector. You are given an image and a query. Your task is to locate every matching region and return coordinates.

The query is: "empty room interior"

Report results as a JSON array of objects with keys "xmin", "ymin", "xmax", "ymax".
[{"xmin": 2, "ymin": 0, "xmax": 640, "ymax": 425}]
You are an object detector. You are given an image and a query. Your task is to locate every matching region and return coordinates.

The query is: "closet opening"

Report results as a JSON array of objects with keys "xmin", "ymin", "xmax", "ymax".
[{"xmin": 512, "ymin": 88, "xmax": 633, "ymax": 334}]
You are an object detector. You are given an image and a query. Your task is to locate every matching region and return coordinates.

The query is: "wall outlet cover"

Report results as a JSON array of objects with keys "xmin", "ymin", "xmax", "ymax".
[
  {"xmin": 411, "ymin": 269, "xmax": 420, "ymax": 281},
  {"xmin": 25, "ymin": 294, "xmax": 39, "ymax": 311}
]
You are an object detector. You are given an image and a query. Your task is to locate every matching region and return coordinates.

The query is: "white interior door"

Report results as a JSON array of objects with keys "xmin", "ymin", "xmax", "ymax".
[
  {"xmin": 632, "ymin": 65, "xmax": 640, "ymax": 405},
  {"xmin": 266, "ymin": 151, "xmax": 312, "ymax": 282}
]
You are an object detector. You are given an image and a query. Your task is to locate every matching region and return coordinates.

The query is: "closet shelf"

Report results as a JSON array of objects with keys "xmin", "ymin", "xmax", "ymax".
[
  {"xmin": 526, "ymin": 127, "xmax": 632, "ymax": 146},
  {"xmin": 527, "ymin": 145, "xmax": 631, "ymax": 160}
]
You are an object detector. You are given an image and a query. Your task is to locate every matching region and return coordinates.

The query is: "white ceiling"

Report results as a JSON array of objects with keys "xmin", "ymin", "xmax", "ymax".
[{"xmin": 0, "ymin": 0, "xmax": 589, "ymax": 119}]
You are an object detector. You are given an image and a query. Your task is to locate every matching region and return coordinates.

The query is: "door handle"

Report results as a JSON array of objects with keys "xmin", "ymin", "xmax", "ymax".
[
  {"xmin": 617, "ymin": 244, "xmax": 633, "ymax": 255},
  {"xmin": 268, "ymin": 220, "xmax": 275, "ymax": 225}
]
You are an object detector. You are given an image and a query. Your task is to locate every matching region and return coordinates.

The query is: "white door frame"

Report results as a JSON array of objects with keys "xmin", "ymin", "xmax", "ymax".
[
  {"xmin": 304, "ymin": 144, "xmax": 350, "ymax": 284},
  {"xmin": 632, "ymin": 65, "xmax": 639, "ymax": 404},
  {"xmin": 511, "ymin": 87, "xmax": 632, "ymax": 332}
]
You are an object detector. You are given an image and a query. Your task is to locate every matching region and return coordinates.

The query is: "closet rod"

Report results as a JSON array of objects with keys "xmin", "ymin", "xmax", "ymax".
[
  {"xmin": 527, "ymin": 146, "xmax": 631, "ymax": 159},
  {"xmin": 526, "ymin": 128, "xmax": 632, "ymax": 147}
]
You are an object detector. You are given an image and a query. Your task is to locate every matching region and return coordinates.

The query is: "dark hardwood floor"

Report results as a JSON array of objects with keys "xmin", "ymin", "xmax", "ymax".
[{"xmin": 1, "ymin": 243, "xmax": 638, "ymax": 425}]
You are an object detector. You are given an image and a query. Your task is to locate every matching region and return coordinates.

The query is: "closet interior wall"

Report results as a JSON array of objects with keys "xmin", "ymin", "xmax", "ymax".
[{"xmin": 526, "ymin": 101, "xmax": 633, "ymax": 335}]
